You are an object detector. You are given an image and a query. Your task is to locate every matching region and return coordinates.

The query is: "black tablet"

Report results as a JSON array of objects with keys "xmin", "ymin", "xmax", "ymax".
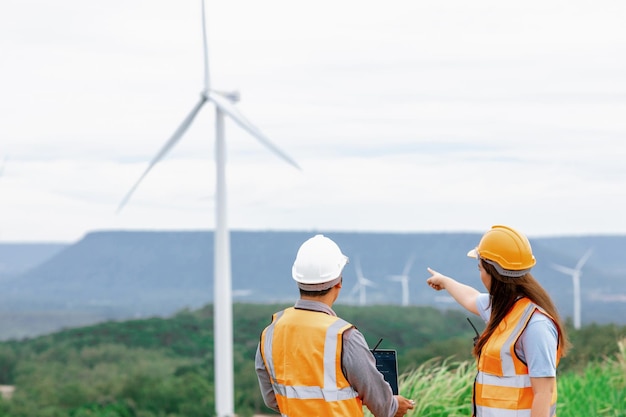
[{"xmin": 370, "ymin": 349, "xmax": 399, "ymax": 394}]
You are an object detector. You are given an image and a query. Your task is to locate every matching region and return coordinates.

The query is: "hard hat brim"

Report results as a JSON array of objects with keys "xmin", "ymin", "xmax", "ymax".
[{"xmin": 467, "ymin": 248, "xmax": 479, "ymax": 259}]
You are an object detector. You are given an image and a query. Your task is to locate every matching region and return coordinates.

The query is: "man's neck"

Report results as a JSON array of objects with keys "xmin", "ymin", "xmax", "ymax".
[
  {"xmin": 300, "ymin": 286, "xmax": 339, "ymax": 307},
  {"xmin": 300, "ymin": 294, "xmax": 333, "ymax": 308}
]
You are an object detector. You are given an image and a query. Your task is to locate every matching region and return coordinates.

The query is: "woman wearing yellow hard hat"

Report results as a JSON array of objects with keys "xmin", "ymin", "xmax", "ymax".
[{"xmin": 426, "ymin": 225, "xmax": 570, "ymax": 417}]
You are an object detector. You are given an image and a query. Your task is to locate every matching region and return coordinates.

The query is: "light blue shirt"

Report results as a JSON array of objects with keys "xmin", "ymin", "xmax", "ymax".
[{"xmin": 476, "ymin": 293, "xmax": 558, "ymax": 377}]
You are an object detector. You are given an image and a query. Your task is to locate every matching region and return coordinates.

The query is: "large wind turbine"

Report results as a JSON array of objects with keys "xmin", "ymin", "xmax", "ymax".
[
  {"xmin": 387, "ymin": 254, "xmax": 415, "ymax": 307},
  {"xmin": 117, "ymin": 2, "xmax": 300, "ymax": 416},
  {"xmin": 349, "ymin": 257, "xmax": 376, "ymax": 305},
  {"xmin": 551, "ymin": 248, "xmax": 593, "ymax": 330}
]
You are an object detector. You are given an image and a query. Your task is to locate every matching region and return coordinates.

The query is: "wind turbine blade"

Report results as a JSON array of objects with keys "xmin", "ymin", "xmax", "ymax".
[
  {"xmin": 402, "ymin": 253, "xmax": 416, "ymax": 276},
  {"xmin": 355, "ymin": 257, "xmax": 364, "ymax": 279},
  {"xmin": 551, "ymin": 264, "xmax": 576, "ymax": 276},
  {"xmin": 349, "ymin": 283, "xmax": 360, "ymax": 297},
  {"xmin": 208, "ymin": 91, "xmax": 301, "ymax": 170},
  {"xmin": 117, "ymin": 96, "xmax": 208, "ymax": 213},
  {"xmin": 361, "ymin": 277, "xmax": 377, "ymax": 287},
  {"xmin": 200, "ymin": 0, "xmax": 210, "ymax": 92},
  {"xmin": 576, "ymin": 248, "xmax": 593, "ymax": 270}
]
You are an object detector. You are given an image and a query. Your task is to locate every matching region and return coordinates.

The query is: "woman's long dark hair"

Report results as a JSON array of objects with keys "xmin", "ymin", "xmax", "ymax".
[{"xmin": 473, "ymin": 260, "xmax": 571, "ymax": 358}]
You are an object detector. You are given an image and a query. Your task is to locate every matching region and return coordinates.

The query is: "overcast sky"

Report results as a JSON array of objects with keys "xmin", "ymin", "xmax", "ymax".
[{"xmin": 1, "ymin": 0, "xmax": 625, "ymax": 243}]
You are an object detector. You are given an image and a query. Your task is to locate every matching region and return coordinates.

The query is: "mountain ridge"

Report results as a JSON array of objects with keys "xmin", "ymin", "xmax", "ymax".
[{"xmin": 1, "ymin": 230, "xmax": 625, "ymax": 339}]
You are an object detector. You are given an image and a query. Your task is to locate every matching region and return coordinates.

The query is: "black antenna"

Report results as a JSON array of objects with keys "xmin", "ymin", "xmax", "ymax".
[
  {"xmin": 466, "ymin": 317, "xmax": 480, "ymax": 346},
  {"xmin": 372, "ymin": 338, "xmax": 383, "ymax": 351}
]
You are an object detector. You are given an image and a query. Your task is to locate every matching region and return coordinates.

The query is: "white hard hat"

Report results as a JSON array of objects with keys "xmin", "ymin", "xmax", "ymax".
[{"xmin": 292, "ymin": 234, "xmax": 349, "ymax": 285}]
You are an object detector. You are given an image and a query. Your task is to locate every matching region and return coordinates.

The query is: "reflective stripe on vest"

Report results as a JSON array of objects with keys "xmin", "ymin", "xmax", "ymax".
[
  {"xmin": 474, "ymin": 298, "xmax": 561, "ymax": 417},
  {"xmin": 474, "ymin": 404, "xmax": 557, "ymax": 417},
  {"xmin": 260, "ymin": 307, "xmax": 363, "ymax": 417}
]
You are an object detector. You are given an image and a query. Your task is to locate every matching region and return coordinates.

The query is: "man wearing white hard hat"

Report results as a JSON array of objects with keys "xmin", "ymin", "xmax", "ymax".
[{"xmin": 255, "ymin": 234, "xmax": 415, "ymax": 417}]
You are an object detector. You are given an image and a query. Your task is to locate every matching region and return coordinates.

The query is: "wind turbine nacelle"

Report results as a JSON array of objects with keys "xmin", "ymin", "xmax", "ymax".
[{"xmin": 214, "ymin": 90, "xmax": 240, "ymax": 103}]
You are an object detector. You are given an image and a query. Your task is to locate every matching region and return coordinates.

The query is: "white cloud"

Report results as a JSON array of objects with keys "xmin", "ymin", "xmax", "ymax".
[{"xmin": 1, "ymin": 0, "xmax": 625, "ymax": 241}]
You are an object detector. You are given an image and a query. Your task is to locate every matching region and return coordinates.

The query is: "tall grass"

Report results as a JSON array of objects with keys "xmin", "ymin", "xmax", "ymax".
[
  {"xmin": 366, "ymin": 340, "xmax": 626, "ymax": 417},
  {"xmin": 557, "ymin": 338, "xmax": 626, "ymax": 417},
  {"xmin": 363, "ymin": 358, "xmax": 474, "ymax": 417},
  {"xmin": 399, "ymin": 359, "xmax": 474, "ymax": 417}
]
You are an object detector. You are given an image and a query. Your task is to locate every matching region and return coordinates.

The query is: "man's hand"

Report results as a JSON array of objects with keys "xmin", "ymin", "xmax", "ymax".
[{"xmin": 394, "ymin": 395, "xmax": 416, "ymax": 416}]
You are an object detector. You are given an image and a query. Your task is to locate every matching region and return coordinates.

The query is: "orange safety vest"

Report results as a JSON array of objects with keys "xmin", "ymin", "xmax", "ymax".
[
  {"xmin": 260, "ymin": 307, "xmax": 364, "ymax": 417},
  {"xmin": 474, "ymin": 297, "xmax": 563, "ymax": 417}
]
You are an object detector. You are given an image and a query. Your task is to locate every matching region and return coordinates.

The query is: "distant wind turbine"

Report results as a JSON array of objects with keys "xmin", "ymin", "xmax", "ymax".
[
  {"xmin": 116, "ymin": 2, "xmax": 300, "ymax": 416},
  {"xmin": 349, "ymin": 257, "xmax": 376, "ymax": 306},
  {"xmin": 232, "ymin": 289, "xmax": 253, "ymax": 298},
  {"xmin": 387, "ymin": 254, "xmax": 416, "ymax": 307},
  {"xmin": 551, "ymin": 248, "xmax": 593, "ymax": 330}
]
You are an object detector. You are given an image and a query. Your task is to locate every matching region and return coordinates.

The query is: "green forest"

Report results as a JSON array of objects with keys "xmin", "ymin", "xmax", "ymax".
[{"xmin": 0, "ymin": 303, "xmax": 624, "ymax": 416}]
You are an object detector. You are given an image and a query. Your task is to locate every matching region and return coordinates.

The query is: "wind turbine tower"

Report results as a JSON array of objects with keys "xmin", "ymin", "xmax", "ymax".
[
  {"xmin": 551, "ymin": 248, "xmax": 593, "ymax": 330},
  {"xmin": 116, "ymin": 2, "xmax": 300, "ymax": 416},
  {"xmin": 387, "ymin": 254, "xmax": 416, "ymax": 307},
  {"xmin": 349, "ymin": 257, "xmax": 376, "ymax": 306}
]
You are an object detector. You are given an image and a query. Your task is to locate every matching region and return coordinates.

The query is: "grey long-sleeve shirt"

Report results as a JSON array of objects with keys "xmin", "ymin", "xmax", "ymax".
[{"xmin": 255, "ymin": 299, "xmax": 398, "ymax": 417}]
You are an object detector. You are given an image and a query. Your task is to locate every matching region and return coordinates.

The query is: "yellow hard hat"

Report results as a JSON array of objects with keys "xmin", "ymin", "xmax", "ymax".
[{"xmin": 467, "ymin": 225, "xmax": 536, "ymax": 277}]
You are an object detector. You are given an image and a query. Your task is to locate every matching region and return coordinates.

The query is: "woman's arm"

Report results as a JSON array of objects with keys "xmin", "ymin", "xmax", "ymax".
[
  {"xmin": 530, "ymin": 376, "xmax": 555, "ymax": 417},
  {"xmin": 426, "ymin": 267, "xmax": 480, "ymax": 315}
]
